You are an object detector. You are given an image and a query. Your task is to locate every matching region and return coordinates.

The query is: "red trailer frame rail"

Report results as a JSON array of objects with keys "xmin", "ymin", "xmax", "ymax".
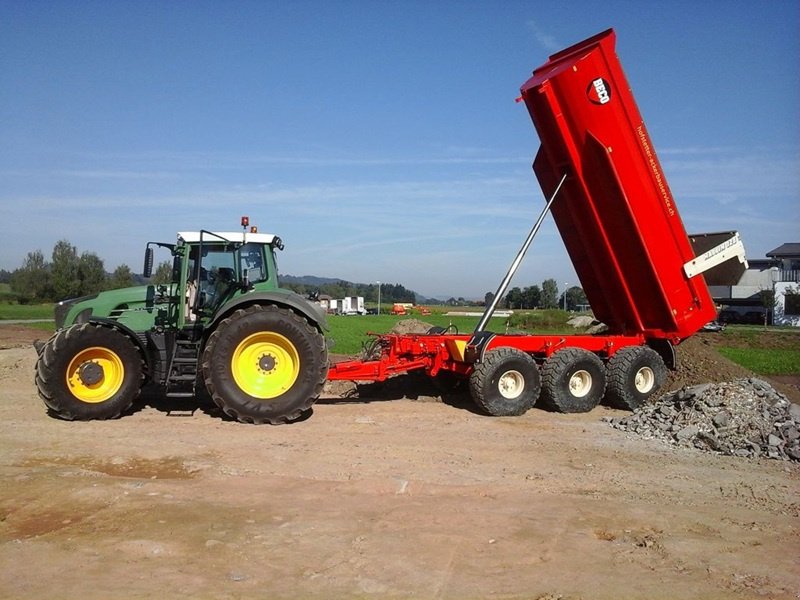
[
  {"xmin": 326, "ymin": 29, "xmax": 740, "ymax": 416},
  {"xmin": 328, "ymin": 331, "xmax": 647, "ymax": 382}
]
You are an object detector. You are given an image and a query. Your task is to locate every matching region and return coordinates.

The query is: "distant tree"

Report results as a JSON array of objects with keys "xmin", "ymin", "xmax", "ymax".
[
  {"xmin": 151, "ymin": 261, "xmax": 173, "ymax": 285},
  {"xmin": 50, "ymin": 239, "xmax": 81, "ymax": 301},
  {"xmin": 10, "ymin": 250, "xmax": 51, "ymax": 303},
  {"xmin": 0, "ymin": 269, "xmax": 11, "ymax": 284},
  {"xmin": 108, "ymin": 264, "xmax": 135, "ymax": 290},
  {"xmin": 564, "ymin": 286, "xmax": 588, "ymax": 311},
  {"xmin": 77, "ymin": 252, "xmax": 106, "ymax": 295},
  {"xmin": 522, "ymin": 285, "xmax": 541, "ymax": 309},
  {"xmin": 541, "ymin": 278, "xmax": 559, "ymax": 309},
  {"xmin": 484, "ymin": 291, "xmax": 494, "ymax": 307},
  {"xmin": 505, "ymin": 287, "xmax": 523, "ymax": 309}
]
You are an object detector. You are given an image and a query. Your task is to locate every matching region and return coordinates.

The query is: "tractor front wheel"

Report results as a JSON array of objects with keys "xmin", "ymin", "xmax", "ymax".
[
  {"xmin": 35, "ymin": 323, "xmax": 144, "ymax": 420},
  {"xmin": 202, "ymin": 305, "xmax": 328, "ymax": 424}
]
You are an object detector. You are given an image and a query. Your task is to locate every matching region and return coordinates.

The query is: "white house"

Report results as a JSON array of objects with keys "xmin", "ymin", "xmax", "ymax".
[{"xmin": 767, "ymin": 243, "xmax": 800, "ymax": 326}]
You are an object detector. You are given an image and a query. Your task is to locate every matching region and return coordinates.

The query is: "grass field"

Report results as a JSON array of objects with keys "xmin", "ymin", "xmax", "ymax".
[
  {"xmin": 717, "ymin": 347, "xmax": 800, "ymax": 375},
  {"xmin": 327, "ymin": 313, "xmax": 492, "ymax": 355},
  {"xmin": 0, "ymin": 302, "xmax": 53, "ymax": 320},
  {"xmin": 714, "ymin": 326, "xmax": 800, "ymax": 375}
]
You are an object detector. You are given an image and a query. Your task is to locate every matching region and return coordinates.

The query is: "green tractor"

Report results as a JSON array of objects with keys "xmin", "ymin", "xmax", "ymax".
[{"xmin": 34, "ymin": 218, "xmax": 329, "ymax": 424}]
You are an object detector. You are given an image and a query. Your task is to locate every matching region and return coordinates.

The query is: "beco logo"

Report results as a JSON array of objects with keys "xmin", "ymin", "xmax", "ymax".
[{"xmin": 587, "ymin": 78, "xmax": 611, "ymax": 105}]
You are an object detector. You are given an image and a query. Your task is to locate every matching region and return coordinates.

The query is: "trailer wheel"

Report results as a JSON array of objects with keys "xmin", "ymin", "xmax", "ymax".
[
  {"xmin": 605, "ymin": 346, "xmax": 667, "ymax": 411},
  {"xmin": 202, "ymin": 304, "xmax": 328, "ymax": 424},
  {"xmin": 35, "ymin": 323, "xmax": 144, "ymax": 420},
  {"xmin": 540, "ymin": 348, "xmax": 605, "ymax": 413},
  {"xmin": 469, "ymin": 348, "xmax": 540, "ymax": 416}
]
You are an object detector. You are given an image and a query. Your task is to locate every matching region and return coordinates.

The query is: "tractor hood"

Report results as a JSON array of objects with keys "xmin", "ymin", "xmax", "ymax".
[{"xmin": 55, "ymin": 285, "xmax": 166, "ymax": 330}]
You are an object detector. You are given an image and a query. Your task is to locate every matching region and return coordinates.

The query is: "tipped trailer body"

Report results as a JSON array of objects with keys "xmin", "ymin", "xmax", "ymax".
[
  {"xmin": 522, "ymin": 29, "xmax": 715, "ymax": 341},
  {"xmin": 329, "ymin": 29, "xmax": 743, "ymax": 415}
]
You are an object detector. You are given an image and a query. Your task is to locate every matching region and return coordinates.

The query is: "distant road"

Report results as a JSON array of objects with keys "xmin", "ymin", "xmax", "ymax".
[{"xmin": 0, "ymin": 319, "xmax": 53, "ymax": 325}]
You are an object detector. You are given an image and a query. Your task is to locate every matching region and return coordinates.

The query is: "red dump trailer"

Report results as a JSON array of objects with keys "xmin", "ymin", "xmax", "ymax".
[{"xmin": 328, "ymin": 29, "xmax": 744, "ymax": 415}]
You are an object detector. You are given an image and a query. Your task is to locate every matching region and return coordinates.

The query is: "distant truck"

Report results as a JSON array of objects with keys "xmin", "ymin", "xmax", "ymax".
[
  {"xmin": 391, "ymin": 303, "xmax": 408, "ymax": 315},
  {"xmin": 339, "ymin": 296, "xmax": 366, "ymax": 316}
]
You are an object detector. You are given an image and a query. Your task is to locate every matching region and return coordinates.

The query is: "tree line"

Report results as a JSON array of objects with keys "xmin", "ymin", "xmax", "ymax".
[
  {"xmin": 4, "ymin": 240, "xmax": 589, "ymax": 311},
  {"xmin": 279, "ymin": 279, "xmax": 418, "ymax": 304},
  {"xmin": 502, "ymin": 278, "xmax": 589, "ymax": 311},
  {"xmin": 5, "ymin": 240, "xmax": 170, "ymax": 304}
]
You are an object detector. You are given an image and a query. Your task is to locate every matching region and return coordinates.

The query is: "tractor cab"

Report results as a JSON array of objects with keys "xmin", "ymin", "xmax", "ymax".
[{"xmin": 143, "ymin": 218, "xmax": 284, "ymax": 328}]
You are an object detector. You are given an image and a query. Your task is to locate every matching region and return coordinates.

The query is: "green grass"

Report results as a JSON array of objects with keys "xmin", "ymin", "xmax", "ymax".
[
  {"xmin": 327, "ymin": 314, "xmax": 489, "ymax": 354},
  {"xmin": 0, "ymin": 302, "xmax": 53, "ymax": 320},
  {"xmin": 712, "ymin": 326, "xmax": 800, "ymax": 375},
  {"xmin": 506, "ymin": 309, "xmax": 586, "ymax": 333},
  {"xmin": 325, "ymin": 310, "xmax": 584, "ymax": 354},
  {"xmin": 717, "ymin": 347, "xmax": 800, "ymax": 376}
]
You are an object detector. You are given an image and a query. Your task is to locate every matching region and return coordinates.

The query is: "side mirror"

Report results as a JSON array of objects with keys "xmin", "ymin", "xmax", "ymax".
[{"xmin": 143, "ymin": 247, "xmax": 154, "ymax": 279}]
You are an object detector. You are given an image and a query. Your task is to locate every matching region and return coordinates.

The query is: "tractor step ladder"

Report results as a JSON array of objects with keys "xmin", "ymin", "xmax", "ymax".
[{"xmin": 165, "ymin": 338, "xmax": 200, "ymax": 398}]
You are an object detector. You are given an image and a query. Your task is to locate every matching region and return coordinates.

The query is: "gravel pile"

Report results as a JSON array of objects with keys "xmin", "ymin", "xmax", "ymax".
[{"xmin": 607, "ymin": 378, "xmax": 800, "ymax": 461}]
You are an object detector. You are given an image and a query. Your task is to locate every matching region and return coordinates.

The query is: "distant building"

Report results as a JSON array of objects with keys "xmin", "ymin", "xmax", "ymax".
[
  {"xmin": 709, "ymin": 242, "xmax": 800, "ymax": 326},
  {"xmin": 316, "ymin": 294, "xmax": 333, "ymax": 312}
]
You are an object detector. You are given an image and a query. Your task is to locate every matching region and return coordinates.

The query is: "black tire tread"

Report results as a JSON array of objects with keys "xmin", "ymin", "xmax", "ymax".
[
  {"xmin": 201, "ymin": 304, "xmax": 328, "ymax": 424},
  {"xmin": 605, "ymin": 346, "xmax": 667, "ymax": 411},
  {"xmin": 35, "ymin": 323, "xmax": 144, "ymax": 420},
  {"xmin": 469, "ymin": 347, "xmax": 540, "ymax": 416},
  {"xmin": 540, "ymin": 347, "xmax": 606, "ymax": 413}
]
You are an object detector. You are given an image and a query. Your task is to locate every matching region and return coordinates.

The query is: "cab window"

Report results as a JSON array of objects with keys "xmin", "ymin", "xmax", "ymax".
[{"xmin": 240, "ymin": 243, "xmax": 267, "ymax": 284}]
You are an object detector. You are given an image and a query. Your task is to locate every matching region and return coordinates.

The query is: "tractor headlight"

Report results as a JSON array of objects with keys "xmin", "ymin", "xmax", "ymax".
[{"xmin": 54, "ymin": 295, "xmax": 98, "ymax": 329}]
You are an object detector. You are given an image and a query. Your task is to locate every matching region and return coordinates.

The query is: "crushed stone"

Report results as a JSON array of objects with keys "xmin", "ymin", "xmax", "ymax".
[{"xmin": 607, "ymin": 378, "xmax": 800, "ymax": 462}]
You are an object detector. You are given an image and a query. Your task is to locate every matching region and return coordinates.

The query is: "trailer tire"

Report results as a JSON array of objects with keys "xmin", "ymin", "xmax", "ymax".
[
  {"xmin": 469, "ymin": 348, "xmax": 540, "ymax": 416},
  {"xmin": 202, "ymin": 304, "xmax": 328, "ymax": 424},
  {"xmin": 35, "ymin": 323, "xmax": 143, "ymax": 420},
  {"xmin": 605, "ymin": 346, "xmax": 667, "ymax": 411},
  {"xmin": 540, "ymin": 348, "xmax": 605, "ymax": 413}
]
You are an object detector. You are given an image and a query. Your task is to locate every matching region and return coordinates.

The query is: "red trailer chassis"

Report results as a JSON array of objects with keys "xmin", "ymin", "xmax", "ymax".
[{"xmin": 328, "ymin": 30, "xmax": 743, "ymax": 415}]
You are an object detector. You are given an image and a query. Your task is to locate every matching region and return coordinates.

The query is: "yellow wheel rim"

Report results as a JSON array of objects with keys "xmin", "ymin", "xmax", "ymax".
[
  {"xmin": 231, "ymin": 332, "xmax": 300, "ymax": 399},
  {"xmin": 66, "ymin": 346, "xmax": 125, "ymax": 403}
]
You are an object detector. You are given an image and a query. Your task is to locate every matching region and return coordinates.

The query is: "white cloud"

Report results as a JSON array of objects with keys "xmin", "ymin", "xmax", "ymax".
[{"xmin": 525, "ymin": 20, "xmax": 561, "ymax": 53}]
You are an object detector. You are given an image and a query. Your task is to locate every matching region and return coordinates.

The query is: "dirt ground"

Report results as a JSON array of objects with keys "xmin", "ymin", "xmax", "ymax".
[{"xmin": 1, "ymin": 325, "xmax": 798, "ymax": 600}]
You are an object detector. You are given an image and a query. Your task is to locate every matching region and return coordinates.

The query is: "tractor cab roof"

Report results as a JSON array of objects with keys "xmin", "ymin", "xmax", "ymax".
[{"xmin": 177, "ymin": 231, "xmax": 278, "ymax": 246}]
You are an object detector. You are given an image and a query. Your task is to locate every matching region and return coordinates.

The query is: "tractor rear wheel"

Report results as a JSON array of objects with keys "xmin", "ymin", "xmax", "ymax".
[
  {"xmin": 469, "ymin": 347, "xmax": 540, "ymax": 416},
  {"xmin": 540, "ymin": 348, "xmax": 605, "ymax": 413},
  {"xmin": 605, "ymin": 346, "xmax": 667, "ymax": 411},
  {"xmin": 35, "ymin": 323, "xmax": 144, "ymax": 420},
  {"xmin": 202, "ymin": 304, "xmax": 328, "ymax": 424}
]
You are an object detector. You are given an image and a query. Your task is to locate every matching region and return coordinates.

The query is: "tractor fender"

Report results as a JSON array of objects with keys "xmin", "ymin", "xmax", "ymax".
[
  {"xmin": 208, "ymin": 291, "xmax": 329, "ymax": 333},
  {"xmin": 85, "ymin": 317, "xmax": 153, "ymax": 373}
]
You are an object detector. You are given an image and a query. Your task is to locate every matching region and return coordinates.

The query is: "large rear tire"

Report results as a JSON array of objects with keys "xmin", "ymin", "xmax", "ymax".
[
  {"xmin": 35, "ymin": 323, "xmax": 144, "ymax": 420},
  {"xmin": 469, "ymin": 348, "xmax": 540, "ymax": 416},
  {"xmin": 540, "ymin": 348, "xmax": 605, "ymax": 413},
  {"xmin": 605, "ymin": 346, "xmax": 667, "ymax": 411},
  {"xmin": 202, "ymin": 305, "xmax": 328, "ymax": 424}
]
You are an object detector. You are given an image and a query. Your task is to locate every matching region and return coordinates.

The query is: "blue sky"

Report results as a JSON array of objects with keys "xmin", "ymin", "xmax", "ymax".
[{"xmin": 1, "ymin": 0, "xmax": 798, "ymax": 299}]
